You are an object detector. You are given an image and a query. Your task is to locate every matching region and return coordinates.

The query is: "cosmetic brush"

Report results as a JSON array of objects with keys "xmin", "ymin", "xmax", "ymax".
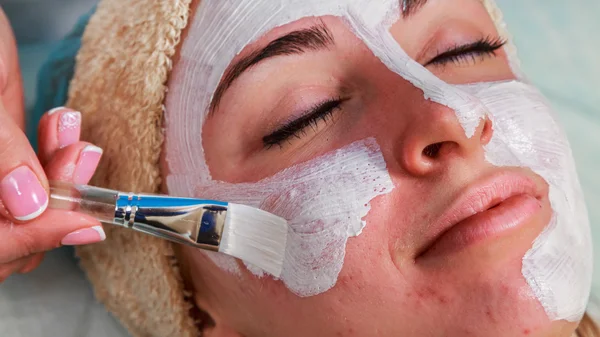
[{"xmin": 48, "ymin": 181, "xmax": 288, "ymax": 277}]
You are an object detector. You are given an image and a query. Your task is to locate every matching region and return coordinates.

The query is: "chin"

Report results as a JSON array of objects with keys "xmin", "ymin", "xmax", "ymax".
[{"xmin": 526, "ymin": 320, "xmax": 579, "ymax": 337}]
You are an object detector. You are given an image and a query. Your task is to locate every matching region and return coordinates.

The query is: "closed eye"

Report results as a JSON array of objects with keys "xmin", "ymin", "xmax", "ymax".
[
  {"xmin": 425, "ymin": 36, "xmax": 507, "ymax": 67},
  {"xmin": 263, "ymin": 98, "xmax": 344, "ymax": 149}
]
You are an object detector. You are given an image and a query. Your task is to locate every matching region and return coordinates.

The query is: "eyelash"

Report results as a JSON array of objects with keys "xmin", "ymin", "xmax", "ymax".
[
  {"xmin": 425, "ymin": 36, "xmax": 507, "ymax": 67},
  {"xmin": 263, "ymin": 36, "xmax": 506, "ymax": 149},
  {"xmin": 263, "ymin": 98, "xmax": 343, "ymax": 149}
]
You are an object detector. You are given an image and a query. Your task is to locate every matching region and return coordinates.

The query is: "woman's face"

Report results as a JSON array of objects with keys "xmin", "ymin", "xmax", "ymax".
[{"xmin": 162, "ymin": 0, "xmax": 590, "ymax": 336}]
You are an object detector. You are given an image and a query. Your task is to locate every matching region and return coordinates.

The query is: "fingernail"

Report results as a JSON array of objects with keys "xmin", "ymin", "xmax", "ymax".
[
  {"xmin": 61, "ymin": 226, "xmax": 106, "ymax": 246},
  {"xmin": 48, "ymin": 106, "xmax": 66, "ymax": 115},
  {"xmin": 0, "ymin": 166, "xmax": 48, "ymax": 221},
  {"xmin": 57, "ymin": 110, "xmax": 81, "ymax": 148},
  {"xmin": 73, "ymin": 145, "xmax": 103, "ymax": 185}
]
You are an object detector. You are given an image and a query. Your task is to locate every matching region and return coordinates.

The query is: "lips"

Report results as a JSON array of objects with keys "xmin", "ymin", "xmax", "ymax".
[{"xmin": 416, "ymin": 170, "xmax": 547, "ymax": 258}]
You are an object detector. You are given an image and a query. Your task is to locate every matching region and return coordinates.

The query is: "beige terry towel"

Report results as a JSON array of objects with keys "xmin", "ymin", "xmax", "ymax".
[{"xmin": 67, "ymin": 0, "xmax": 198, "ymax": 336}]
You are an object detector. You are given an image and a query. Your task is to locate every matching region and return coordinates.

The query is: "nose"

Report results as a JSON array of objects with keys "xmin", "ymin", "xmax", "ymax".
[{"xmin": 397, "ymin": 101, "xmax": 493, "ymax": 176}]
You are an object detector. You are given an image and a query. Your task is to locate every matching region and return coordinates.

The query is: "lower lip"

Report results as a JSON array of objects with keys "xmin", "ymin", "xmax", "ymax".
[{"xmin": 422, "ymin": 194, "xmax": 542, "ymax": 257}]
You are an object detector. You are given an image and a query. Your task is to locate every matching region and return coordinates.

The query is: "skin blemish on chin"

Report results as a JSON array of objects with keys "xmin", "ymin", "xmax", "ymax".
[
  {"xmin": 485, "ymin": 307, "xmax": 498, "ymax": 324},
  {"xmin": 414, "ymin": 285, "xmax": 450, "ymax": 306},
  {"xmin": 335, "ymin": 327, "xmax": 356, "ymax": 337}
]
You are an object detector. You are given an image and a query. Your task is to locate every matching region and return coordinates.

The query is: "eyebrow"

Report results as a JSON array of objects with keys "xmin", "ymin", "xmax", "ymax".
[
  {"xmin": 209, "ymin": 2, "xmax": 429, "ymax": 113},
  {"xmin": 401, "ymin": 0, "xmax": 429, "ymax": 17},
  {"xmin": 210, "ymin": 22, "xmax": 334, "ymax": 112}
]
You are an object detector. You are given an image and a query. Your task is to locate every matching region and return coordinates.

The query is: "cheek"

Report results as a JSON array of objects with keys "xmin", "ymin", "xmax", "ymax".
[
  {"xmin": 341, "ymin": 207, "xmax": 396, "ymax": 285},
  {"xmin": 328, "ymin": 195, "xmax": 418, "ymax": 316}
]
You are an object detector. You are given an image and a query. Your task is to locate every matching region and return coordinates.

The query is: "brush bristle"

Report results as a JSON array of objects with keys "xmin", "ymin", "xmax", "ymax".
[{"xmin": 219, "ymin": 203, "xmax": 288, "ymax": 277}]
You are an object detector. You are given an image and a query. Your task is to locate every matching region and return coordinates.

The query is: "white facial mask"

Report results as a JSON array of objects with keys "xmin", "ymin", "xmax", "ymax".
[{"xmin": 164, "ymin": 0, "xmax": 592, "ymax": 321}]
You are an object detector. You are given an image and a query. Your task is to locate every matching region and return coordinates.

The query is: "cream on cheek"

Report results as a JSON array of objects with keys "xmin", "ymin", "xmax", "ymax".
[
  {"xmin": 191, "ymin": 138, "xmax": 393, "ymax": 296},
  {"xmin": 164, "ymin": 0, "xmax": 591, "ymax": 321},
  {"xmin": 460, "ymin": 81, "xmax": 593, "ymax": 322}
]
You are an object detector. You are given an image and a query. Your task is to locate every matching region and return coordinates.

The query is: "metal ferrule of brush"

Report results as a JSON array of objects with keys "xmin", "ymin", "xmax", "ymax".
[{"xmin": 113, "ymin": 193, "xmax": 229, "ymax": 251}]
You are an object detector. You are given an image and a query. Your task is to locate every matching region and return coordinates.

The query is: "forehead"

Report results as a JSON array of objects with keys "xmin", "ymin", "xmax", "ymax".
[
  {"xmin": 195, "ymin": 0, "xmax": 398, "ymax": 35},
  {"xmin": 183, "ymin": 0, "xmax": 401, "ymax": 79}
]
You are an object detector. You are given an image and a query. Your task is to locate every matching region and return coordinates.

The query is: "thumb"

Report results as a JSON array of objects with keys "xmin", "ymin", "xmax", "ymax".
[{"xmin": 0, "ymin": 100, "xmax": 49, "ymax": 222}]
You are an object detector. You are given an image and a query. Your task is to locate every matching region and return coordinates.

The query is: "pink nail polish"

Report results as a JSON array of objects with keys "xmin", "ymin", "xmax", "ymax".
[
  {"xmin": 57, "ymin": 111, "xmax": 81, "ymax": 148},
  {"xmin": 47, "ymin": 107, "xmax": 66, "ymax": 116},
  {"xmin": 61, "ymin": 226, "xmax": 106, "ymax": 246},
  {"xmin": 73, "ymin": 145, "xmax": 103, "ymax": 185},
  {"xmin": 0, "ymin": 166, "xmax": 48, "ymax": 221}
]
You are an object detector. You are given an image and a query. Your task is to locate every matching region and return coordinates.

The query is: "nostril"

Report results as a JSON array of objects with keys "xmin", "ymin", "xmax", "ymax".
[
  {"xmin": 480, "ymin": 118, "xmax": 493, "ymax": 145},
  {"xmin": 423, "ymin": 142, "xmax": 443, "ymax": 158}
]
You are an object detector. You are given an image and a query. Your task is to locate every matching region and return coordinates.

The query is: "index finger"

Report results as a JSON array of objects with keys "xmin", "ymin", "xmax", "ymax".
[{"xmin": 0, "ymin": 9, "xmax": 25, "ymax": 129}]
